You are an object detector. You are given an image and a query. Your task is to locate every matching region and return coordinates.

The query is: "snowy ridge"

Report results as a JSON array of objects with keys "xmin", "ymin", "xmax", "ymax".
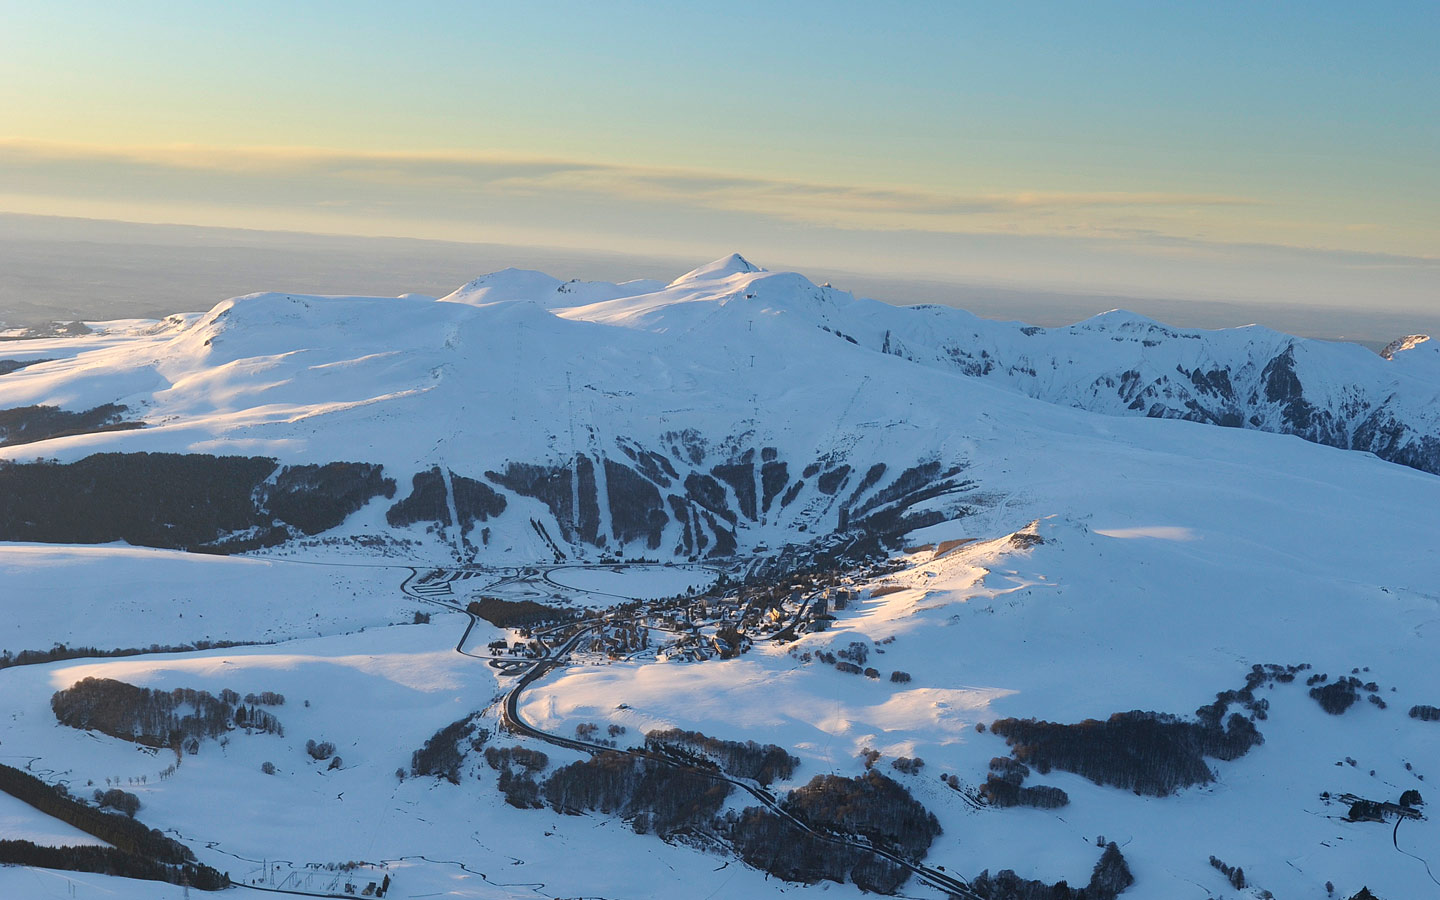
[
  {"xmin": 0, "ymin": 255, "xmax": 1437, "ymax": 565},
  {"xmin": 558, "ymin": 261, "xmax": 1440, "ymax": 476}
]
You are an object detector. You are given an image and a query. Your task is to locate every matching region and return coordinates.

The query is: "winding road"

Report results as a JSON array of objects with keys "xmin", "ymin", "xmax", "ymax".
[{"xmin": 400, "ymin": 563, "xmax": 984, "ymax": 900}]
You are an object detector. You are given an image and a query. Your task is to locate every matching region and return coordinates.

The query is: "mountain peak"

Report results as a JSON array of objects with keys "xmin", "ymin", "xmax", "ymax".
[
  {"xmin": 669, "ymin": 253, "xmax": 765, "ymax": 286},
  {"xmin": 1380, "ymin": 333, "xmax": 1430, "ymax": 360},
  {"xmin": 1078, "ymin": 309, "xmax": 1168, "ymax": 330},
  {"xmin": 438, "ymin": 268, "xmax": 564, "ymax": 306}
]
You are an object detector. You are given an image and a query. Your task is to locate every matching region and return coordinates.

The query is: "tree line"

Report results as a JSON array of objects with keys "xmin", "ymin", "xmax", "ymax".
[
  {"xmin": 0, "ymin": 761, "xmax": 227, "ymax": 888},
  {"xmin": 0, "ymin": 840, "xmax": 228, "ymax": 890},
  {"xmin": 989, "ymin": 708, "xmax": 1262, "ymax": 797},
  {"xmin": 644, "ymin": 727, "xmax": 799, "ymax": 785},
  {"xmin": 0, "ymin": 452, "xmax": 393, "ymax": 552},
  {"xmin": 0, "ymin": 638, "xmax": 269, "ymax": 671},
  {"xmin": 410, "ymin": 714, "xmax": 489, "ymax": 784},
  {"xmin": 969, "ymin": 842, "xmax": 1133, "ymax": 900}
]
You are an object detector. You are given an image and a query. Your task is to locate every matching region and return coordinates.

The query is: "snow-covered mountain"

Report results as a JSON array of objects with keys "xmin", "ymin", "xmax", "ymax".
[
  {"xmin": 0, "ymin": 254, "xmax": 1434, "ymax": 563},
  {"xmin": 560, "ymin": 254, "xmax": 1440, "ymax": 476},
  {"xmin": 1, "ymin": 255, "xmax": 1437, "ymax": 900}
]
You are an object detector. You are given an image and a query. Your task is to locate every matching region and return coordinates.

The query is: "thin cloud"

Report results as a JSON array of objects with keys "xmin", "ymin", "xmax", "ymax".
[{"xmin": 0, "ymin": 138, "xmax": 1256, "ymax": 233}]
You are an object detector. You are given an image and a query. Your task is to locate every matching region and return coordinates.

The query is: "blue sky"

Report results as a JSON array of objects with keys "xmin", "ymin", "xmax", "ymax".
[{"xmin": 1, "ymin": 1, "xmax": 1434, "ymax": 309}]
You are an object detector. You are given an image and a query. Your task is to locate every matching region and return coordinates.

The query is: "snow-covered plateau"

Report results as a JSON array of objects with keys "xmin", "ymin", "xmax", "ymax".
[{"xmin": 0, "ymin": 255, "xmax": 1435, "ymax": 899}]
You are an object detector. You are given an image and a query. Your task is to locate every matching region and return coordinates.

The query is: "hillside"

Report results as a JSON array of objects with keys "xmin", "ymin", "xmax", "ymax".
[
  {"xmin": 0, "ymin": 255, "xmax": 1434, "ymax": 563},
  {"xmin": 0, "ymin": 256, "xmax": 1434, "ymax": 899}
]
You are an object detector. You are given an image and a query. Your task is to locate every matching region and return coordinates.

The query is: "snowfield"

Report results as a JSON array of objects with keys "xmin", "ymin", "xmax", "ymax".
[
  {"xmin": 0, "ymin": 255, "xmax": 1435, "ymax": 898},
  {"xmin": 0, "ymin": 544, "xmax": 418, "ymax": 655},
  {"xmin": 0, "ymin": 793, "xmax": 107, "ymax": 849}
]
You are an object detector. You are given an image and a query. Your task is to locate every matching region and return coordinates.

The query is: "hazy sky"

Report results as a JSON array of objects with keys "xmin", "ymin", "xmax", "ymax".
[{"xmin": 2, "ymin": 1, "xmax": 1435, "ymax": 312}]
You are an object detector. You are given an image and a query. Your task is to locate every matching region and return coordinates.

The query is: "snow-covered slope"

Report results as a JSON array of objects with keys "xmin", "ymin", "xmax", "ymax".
[
  {"xmin": 6, "ymin": 254, "xmax": 1431, "ymax": 565},
  {"xmin": 559, "ymin": 257, "xmax": 1440, "ymax": 476},
  {"xmin": 0, "ymin": 255, "xmax": 1436, "ymax": 900},
  {"xmin": 438, "ymin": 267, "xmax": 665, "ymax": 309}
]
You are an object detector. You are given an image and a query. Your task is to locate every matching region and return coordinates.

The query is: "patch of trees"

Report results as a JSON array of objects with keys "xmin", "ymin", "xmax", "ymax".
[
  {"xmin": 849, "ymin": 460, "xmax": 948, "ymax": 521},
  {"xmin": 575, "ymin": 454, "xmax": 602, "ymax": 544},
  {"xmin": 484, "ymin": 746, "xmax": 548, "ymax": 771},
  {"xmin": 711, "ymin": 455, "xmax": 757, "ymax": 521},
  {"xmin": 411, "ymin": 714, "xmax": 489, "ymax": 784},
  {"xmin": 979, "ymin": 757, "xmax": 1069, "ymax": 809},
  {"xmin": 615, "ymin": 439, "xmax": 679, "ymax": 487},
  {"xmin": 0, "ymin": 452, "xmax": 278, "ymax": 549},
  {"xmin": 782, "ymin": 770, "xmax": 941, "ymax": 859},
  {"xmin": 385, "ymin": 467, "xmax": 504, "ymax": 535},
  {"xmin": 890, "ymin": 670, "xmax": 912, "ymax": 683},
  {"xmin": 970, "ymin": 842, "xmax": 1133, "ymax": 900},
  {"xmin": 989, "ymin": 707, "xmax": 1262, "ymax": 797},
  {"xmin": 0, "ymin": 452, "xmax": 393, "ymax": 551},
  {"xmin": 450, "ymin": 471, "xmax": 508, "ymax": 531},
  {"xmin": 466, "ymin": 596, "xmax": 576, "ymax": 629},
  {"xmin": 542, "ymin": 751, "xmax": 731, "ymax": 836},
  {"xmin": 761, "ymin": 460, "xmax": 788, "ymax": 513},
  {"xmin": 779, "ymin": 479, "xmax": 805, "ymax": 508},
  {"xmin": 0, "ymin": 358, "xmax": 54, "ymax": 376},
  {"xmin": 576, "ymin": 720, "xmax": 627, "ymax": 748},
  {"xmin": 0, "ymin": 403, "xmax": 142, "ymax": 448},
  {"xmin": 840, "ymin": 460, "xmax": 974, "ymax": 539},
  {"xmin": 305, "ymin": 739, "xmax": 336, "ymax": 761},
  {"xmin": 1310, "ymin": 676, "xmax": 1366, "ymax": 715},
  {"xmin": 683, "ymin": 472, "xmax": 737, "ymax": 525},
  {"xmin": 483, "ymin": 460, "xmax": 573, "ymax": 535},
  {"xmin": 700, "ymin": 509, "xmax": 737, "ymax": 556},
  {"xmin": 719, "ymin": 806, "xmax": 907, "ymax": 893},
  {"xmin": 816, "ymin": 464, "xmax": 851, "ymax": 495},
  {"xmin": 1209, "ymin": 855, "xmax": 1246, "ymax": 889},
  {"xmin": 837, "ymin": 641, "xmax": 869, "ymax": 665},
  {"xmin": 52, "ymin": 678, "xmax": 282, "ymax": 749},
  {"xmin": 485, "ymin": 746, "xmax": 549, "ymax": 808},
  {"xmin": 890, "ymin": 756, "xmax": 924, "ymax": 776},
  {"xmin": 666, "ymin": 494, "xmax": 735, "ymax": 557},
  {"xmin": 662, "ymin": 428, "xmax": 707, "ymax": 465},
  {"xmin": 487, "ymin": 458, "xmax": 601, "ymax": 544},
  {"xmin": 839, "ymin": 463, "xmax": 888, "ymax": 522},
  {"xmin": 604, "ymin": 458, "xmax": 667, "ymax": 548},
  {"xmin": 1408, "ymin": 704, "xmax": 1439, "ymax": 722},
  {"xmin": 0, "ymin": 841, "xmax": 228, "ymax": 891},
  {"xmin": 265, "ymin": 462, "xmax": 395, "ymax": 535},
  {"xmin": 667, "ymin": 495, "xmax": 693, "ymax": 556},
  {"xmin": 1191, "ymin": 662, "xmax": 1312, "ymax": 725},
  {"xmin": 93, "ymin": 788, "xmax": 141, "ymax": 817},
  {"xmin": 644, "ymin": 727, "xmax": 799, "ymax": 785},
  {"xmin": 0, "ymin": 762, "xmax": 198, "ymax": 866},
  {"xmin": 487, "ymin": 462, "xmax": 572, "ymax": 530}
]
